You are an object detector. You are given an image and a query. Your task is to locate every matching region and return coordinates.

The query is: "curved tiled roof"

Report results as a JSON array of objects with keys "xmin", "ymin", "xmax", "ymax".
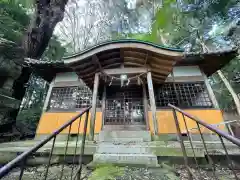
[
  {"xmin": 63, "ymin": 40, "xmax": 184, "ymax": 86},
  {"xmin": 25, "ymin": 40, "xmax": 238, "ymax": 85}
]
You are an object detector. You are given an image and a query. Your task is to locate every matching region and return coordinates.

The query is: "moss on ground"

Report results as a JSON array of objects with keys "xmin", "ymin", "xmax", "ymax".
[
  {"xmin": 88, "ymin": 164, "xmax": 124, "ymax": 180},
  {"xmin": 152, "ymin": 147, "xmax": 195, "ymax": 156}
]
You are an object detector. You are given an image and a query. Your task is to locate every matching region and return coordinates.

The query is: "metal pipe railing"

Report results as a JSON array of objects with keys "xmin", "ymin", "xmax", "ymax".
[
  {"xmin": 169, "ymin": 103, "xmax": 240, "ymax": 180},
  {"xmin": 0, "ymin": 106, "xmax": 91, "ymax": 180},
  {"xmin": 169, "ymin": 104, "xmax": 240, "ymax": 147}
]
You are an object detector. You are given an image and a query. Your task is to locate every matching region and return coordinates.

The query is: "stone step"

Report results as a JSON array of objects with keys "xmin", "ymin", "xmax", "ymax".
[
  {"xmin": 97, "ymin": 144, "xmax": 152, "ymax": 154},
  {"xmin": 103, "ymin": 125, "xmax": 146, "ymax": 131},
  {"xmin": 99, "ymin": 137, "xmax": 146, "ymax": 142},
  {"xmin": 98, "ymin": 131, "xmax": 151, "ymax": 142},
  {"xmin": 93, "ymin": 153, "xmax": 159, "ymax": 166}
]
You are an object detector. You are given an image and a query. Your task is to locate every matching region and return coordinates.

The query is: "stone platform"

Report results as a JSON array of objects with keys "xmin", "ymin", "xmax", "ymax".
[
  {"xmin": 98, "ymin": 130, "xmax": 152, "ymax": 142},
  {"xmin": 0, "ymin": 134, "xmax": 239, "ymax": 165},
  {"xmin": 92, "ymin": 131, "xmax": 159, "ymax": 166}
]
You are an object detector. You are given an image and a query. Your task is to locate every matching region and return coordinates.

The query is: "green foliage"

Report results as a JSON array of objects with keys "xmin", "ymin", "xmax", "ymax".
[
  {"xmin": 13, "ymin": 0, "xmax": 34, "ymax": 9},
  {"xmin": 210, "ymin": 57, "xmax": 240, "ymax": 112},
  {"xmin": 42, "ymin": 36, "xmax": 66, "ymax": 61},
  {"xmin": 0, "ymin": 0, "xmax": 29, "ymax": 43},
  {"xmin": 206, "ymin": 0, "xmax": 239, "ymax": 16},
  {"xmin": 151, "ymin": 0, "xmax": 179, "ymax": 43},
  {"xmin": 0, "ymin": 0, "xmax": 65, "ymax": 131},
  {"xmin": 89, "ymin": 165, "xmax": 124, "ymax": 180},
  {"xmin": 0, "ymin": 0, "xmax": 65, "ymax": 60},
  {"xmin": 124, "ymin": 0, "xmax": 181, "ymax": 46},
  {"xmin": 112, "ymin": 0, "xmax": 239, "ymax": 52},
  {"xmin": 16, "ymin": 106, "xmax": 42, "ymax": 132}
]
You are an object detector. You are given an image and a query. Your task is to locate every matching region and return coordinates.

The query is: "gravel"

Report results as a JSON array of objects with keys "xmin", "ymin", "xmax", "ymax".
[
  {"xmin": 116, "ymin": 166, "xmax": 179, "ymax": 180},
  {"xmin": 175, "ymin": 164, "xmax": 240, "ymax": 180},
  {"xmin": 1, "ymin": 164, "xmax": 240, "ymax": 180},
  {"xmin": 1, "ymin": 164, "xmax": 90, "ymax": 180}
]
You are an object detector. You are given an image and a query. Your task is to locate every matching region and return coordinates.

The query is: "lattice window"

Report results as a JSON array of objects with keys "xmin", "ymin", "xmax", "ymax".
[
  {"xmin": 48, "ymin": 86, "xmax": 100, "ymax": 111},
  {"xmin": 76, "ymin": 86, "xmax": 93, "ymax": 108},
  {"xmin": 155, "ymin": 82, "xmax": 213, "ymax": 108},
  {"xmin": 105, "ymin": 86, "xmax": 144, "ymax": 125}
]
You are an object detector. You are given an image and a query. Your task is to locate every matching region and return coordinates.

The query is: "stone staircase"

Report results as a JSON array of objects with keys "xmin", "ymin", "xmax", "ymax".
[{"xmin": 92, "ymin": 131, "xmax": 159, "ymax": 167}]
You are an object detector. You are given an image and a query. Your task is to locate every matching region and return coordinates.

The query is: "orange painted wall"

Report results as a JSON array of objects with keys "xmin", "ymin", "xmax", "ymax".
[
  {"xmin": 36, "ymin": 112, "xmax": 102, "ymax": 134},
  {"xmin": 36, "ymin": 109, "xmax": 225, "ymax": 135},
  {"xmin": 148, "ymin": 109, "xmax": 226, "ymax": 134}
]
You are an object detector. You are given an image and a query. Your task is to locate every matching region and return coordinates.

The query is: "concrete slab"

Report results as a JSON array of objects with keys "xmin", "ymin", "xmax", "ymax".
[
  {"xmin": 94, "ymin": 130, "xmax": 158, "ymax": 166},
  {"xmin": 0, "ymin": 139, "xmax": 239, "ymax": 166},
  {"xmin": 97, "ymin": 143, "xmax": 152, "ymax": 154},
  {"xmin": 93, "ymin": 153, "xmax": 159, "ymax": 166},
  {"xmin": 98, "ymin": 130, "xmax": 151, "ymax": 142}
]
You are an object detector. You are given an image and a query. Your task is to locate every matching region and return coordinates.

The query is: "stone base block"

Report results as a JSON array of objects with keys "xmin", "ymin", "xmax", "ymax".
[
  {"xmin": 93, "ymin": 153, "xmax": 159, "ymax": 166},
  {"xmin": 99, "ymin": 131, "xmax": 151, "ymax": 142},
  {"xmin": 97, "ymin": 143, "xmax": 152, "ymax": 154}
]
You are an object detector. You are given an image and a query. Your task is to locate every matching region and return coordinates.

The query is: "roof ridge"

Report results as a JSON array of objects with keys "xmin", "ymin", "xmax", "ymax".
[{"xmin": 63, "ymin": 39, "xmax": 184, "ymax": 59}]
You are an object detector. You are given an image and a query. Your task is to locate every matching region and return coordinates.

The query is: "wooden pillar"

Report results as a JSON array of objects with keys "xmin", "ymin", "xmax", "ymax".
[
  {"xmin": 202, "ymin": 71, "xmax": 219, "ymax": 108},
  {"xmin": 42, "ymin": 81, "xmax": 53, "ymax": 112},
  {"xmin": 101, "ymin": 84, "xmax": 106, "ymax": 129},
  {"xmin": 89, "ymin": 73, "xmax": 99, "ymax": 141},
  {"xmin": 142, "ymin": 83, "xmax": 150, "ymax": 130},
  {"xmin": 147, "ymin": 72, "xmax": 158, "ymax": 135}
]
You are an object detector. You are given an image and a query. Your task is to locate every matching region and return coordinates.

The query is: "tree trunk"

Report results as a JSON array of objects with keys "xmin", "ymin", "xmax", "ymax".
[
  {"xmin": 23, "ymin": 0, "xmax": 68, "ymax": 59},
  {"xmin": 217, "ymin": 70, "xmax": 240, "ymax": 116},
  {"xmin": 12, "ymin": 0, "xmax": 68, "ymax": 120}
]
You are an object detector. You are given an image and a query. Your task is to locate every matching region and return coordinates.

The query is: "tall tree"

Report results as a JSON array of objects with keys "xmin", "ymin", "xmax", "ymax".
[
  {"xmin": 0, "ymin": 0, "xmax": 68, "ymax": 131},
  {"xmin": 13, "ymin": 0, "xmax": 68, "ymax": 113},
  {"xmin": 22, "ymin": 0, "xmax": 68, "ymax": 59}
]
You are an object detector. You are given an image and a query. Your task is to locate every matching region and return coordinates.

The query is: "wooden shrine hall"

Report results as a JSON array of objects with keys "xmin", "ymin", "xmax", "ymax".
[{"xmin": 25, "ymin": 40, "xmax": 237, "ymax": 140}]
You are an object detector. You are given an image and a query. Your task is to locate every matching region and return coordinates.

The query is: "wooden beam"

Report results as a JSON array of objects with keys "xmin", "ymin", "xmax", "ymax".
[
  {"xmin": 142, "ymin": 83, "xmax": 150, "ymax": 130},
  {"xmin": 104, "ymin": 67, "xmax": 148, "ymax": 75},
  {"xmin": 124, "ymin": 57, "xmax": 145, "ymax": 63},
  {"xmin": 101, "ymin": 58, "xmax": 121, "ymax": 66},
  {"xmin": 73, "ymin": 60, "xmax": 93, "ymax": 69},
  {"xmin": 150, "ymin": 62, "xmax": 173, "ymax": 71},
  {"xmin": 144, "ymin": 52, "xmax": 149, "ymax": 65},
  {"xmin": 102, "ymin": 63, "xmax": 122, "ymax": 69},
  {"xmin": 150, "ymin": 56, "xmax": 175, "ymax": 65},
  {"xmin": 80, "ymin": 70, "xmax": 97, "ymax": 79},
  {"xmin": 75, "ymin": 66, "xmax": 95, "ymax": 74},
  {"xmin": 165, "ymin": 76, "xmax": 204, "ymax": 82},
  {"xmin": 152, "ymin": 77, "xmax": 164, "ymax": 83},
  {"xmin": 124, "ymin": 62, "xmax": 144, "ymax": 67},
  {"xmin": 120, "ymin": 48, "xmax": 124, "ymax": 64},
  {"xmin": 151, "ymin": 73, "xmax": 166, "ymax": 79},
  {"xmin": 124, "ymin": 51, "xmax": 149, "ymax": 59},
  {"xmin": 151, "ymin": 68, "xmax": 170, "ymax": 75},
  {"xmin": 89, "ymin": 73, "xmax": 100, "ymax": 140},
  {"xmin": 53, "ymin": 81, "xmax": 82, "ymax": 87},
  {"xmin": 92, "ymin": 55, "xmax": 102, "ymax": 70},
  {"xmin": 147, "ymin": 71, "xmax": 158, "ymax": 135}
]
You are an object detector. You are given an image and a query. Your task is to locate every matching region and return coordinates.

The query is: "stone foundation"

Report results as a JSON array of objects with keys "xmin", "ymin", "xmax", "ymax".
[{"xmin": 93, "ymin": 131, "xmax": 159, "ymax": 166}]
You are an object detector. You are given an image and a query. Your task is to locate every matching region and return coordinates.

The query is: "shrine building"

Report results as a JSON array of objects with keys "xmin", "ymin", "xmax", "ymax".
[{"xmin": 26, "ymin": 40, "xmax": 237, "ymax": 141}]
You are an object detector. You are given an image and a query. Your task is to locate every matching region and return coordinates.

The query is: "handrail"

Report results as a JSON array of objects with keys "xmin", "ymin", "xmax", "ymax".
[
  {"xmin": 0, "ymin": 106, "xmax": 91, "ymax": 179},
  {"xmin": 169, "ymin": 103, "xmax": 240, "ymax": 180},
  {"xmin": 168, "ymin": 104, "xmax": 240, "ymax": 147}
]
